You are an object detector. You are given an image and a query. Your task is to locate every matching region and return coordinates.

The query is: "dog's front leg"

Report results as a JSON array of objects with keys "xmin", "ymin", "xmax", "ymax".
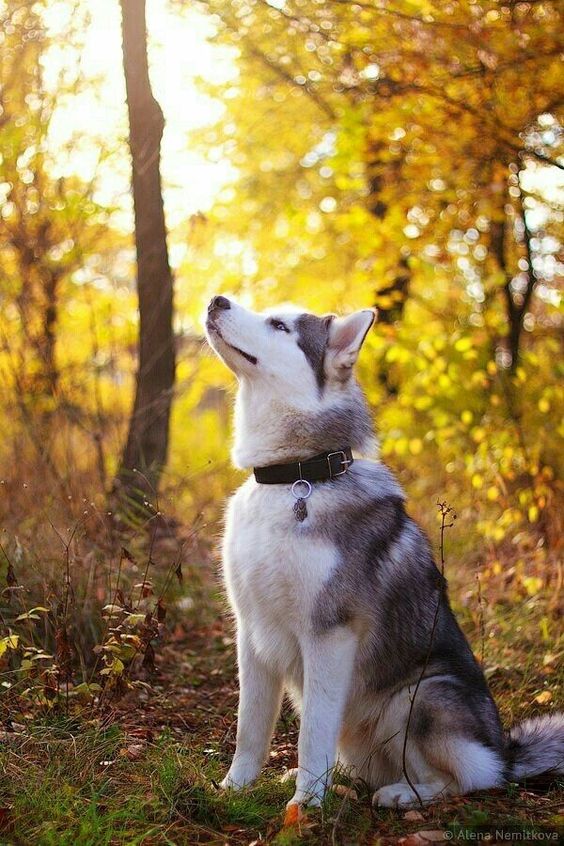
[
  {"xmin": 221, "ymin": 627, "xmax": 283, "ymax": 790},
  {"xmin": 289, "ymin": 627, "xmax": 357, "ymax": 807}
]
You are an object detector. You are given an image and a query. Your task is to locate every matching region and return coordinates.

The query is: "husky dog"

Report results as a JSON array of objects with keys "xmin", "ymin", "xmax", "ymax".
[{"xmin": 205, "ymin": 295, "xmax": 563, "ymax": 809}]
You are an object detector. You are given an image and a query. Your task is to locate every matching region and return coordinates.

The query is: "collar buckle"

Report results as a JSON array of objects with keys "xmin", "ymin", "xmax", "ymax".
[{"xmin": 327, "ymin": 450, "xmax": 352, "ymax": 478}]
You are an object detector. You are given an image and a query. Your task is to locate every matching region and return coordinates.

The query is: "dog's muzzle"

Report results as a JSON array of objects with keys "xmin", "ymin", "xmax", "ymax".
[{"xmin": 208, "ymin": 295, "xmax": 231, "ymax": 313}]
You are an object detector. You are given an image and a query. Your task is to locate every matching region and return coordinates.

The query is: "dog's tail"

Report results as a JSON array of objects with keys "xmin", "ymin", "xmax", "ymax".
[{"xmin": 506, "ymin": 712, "xmax": 564, "ymax": 780}]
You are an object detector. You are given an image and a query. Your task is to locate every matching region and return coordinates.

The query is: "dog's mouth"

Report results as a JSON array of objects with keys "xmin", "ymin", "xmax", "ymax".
[{"xmin": 206, "ymin": 319, "xmax": 258, "ymax": 366}]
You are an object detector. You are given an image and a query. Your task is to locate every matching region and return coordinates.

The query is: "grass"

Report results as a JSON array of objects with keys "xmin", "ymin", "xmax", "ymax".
[
  {"xmin": 0, "ymin": 484, "xmax": 562, "ymax": 844},
  {"xmin": 0, "ymin": 591, "xmax": 562, "ymax": 846},
  {"xmin": 1, "ymin": 735, "xmax": 561, "ymax": 846}
]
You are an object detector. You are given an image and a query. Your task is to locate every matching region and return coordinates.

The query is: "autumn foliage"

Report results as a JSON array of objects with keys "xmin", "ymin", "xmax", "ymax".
[{"xmin": 0, "ymin": 1, "xmax": 562, "ymax": 841}]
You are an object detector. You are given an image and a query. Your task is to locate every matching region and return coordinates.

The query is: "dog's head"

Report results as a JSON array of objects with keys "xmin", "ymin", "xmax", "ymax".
[
  {"xmin": 205, "ymin": 296, "xmax": 377, "ymax": 465},
  {"xmin": 205, "ymin": 295, "xmax": 375, "ymax": 398}
]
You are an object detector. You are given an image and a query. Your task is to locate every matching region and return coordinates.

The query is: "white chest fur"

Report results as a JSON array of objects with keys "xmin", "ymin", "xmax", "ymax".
[{"xmin": 223, "ymin": 476, "xmax": 339, "ymax": 676}]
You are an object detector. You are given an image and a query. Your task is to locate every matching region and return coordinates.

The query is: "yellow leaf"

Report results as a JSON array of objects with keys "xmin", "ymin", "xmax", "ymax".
[
  {"xmin": 395, "ymin": 437, "xmax": 408, "ymax": 456},
  {"xmin": 409, "ymin": 438, "xmax": 423, "ymax": 455},
  {"xmin": 414, "ymin": 396, "xmax": 432, "ymax": 411},
  {"xmin": 471, "ymin": 370, "xmax": 488, "ymax": 388},
  {"xmin": 523, "ymin": 576, "xmax": 542, "ymax": 596},
  {"xmin": 534, "ymin": 691, "xmax": 552, "ymax": 705},
  {"xmin": 380, "ymin": 439, "xmax": 394, "ymax": 457},
  {"xmin": 454, "ymin": 337, "xmax": 472, "ymax": 352},
  {"xmin": 100, "ymin": 657, "xmax": 125, "ymax": 676},
  {"xmin": 102, "ymin": 604, "xmax": 124, "ymax": 616},
  {"xmin": 538, "ymin": 398, "xmax": 550, "ymax": 413},
  {"xmin": 472, "ymin": 474, "xmax": 483, "ymax": 489},
  {"xmin": 486, "ymin": 486, "xmax": 499, "ymax": 501},
  {"xmin": 528, "ymin": 505, "xmax": 539, "ymax": 523}
]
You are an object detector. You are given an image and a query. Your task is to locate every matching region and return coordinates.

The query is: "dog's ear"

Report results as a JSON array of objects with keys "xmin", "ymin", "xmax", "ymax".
[{"xmin": 326, "ymin": 309, "xmax": 376, "ymax": 380}]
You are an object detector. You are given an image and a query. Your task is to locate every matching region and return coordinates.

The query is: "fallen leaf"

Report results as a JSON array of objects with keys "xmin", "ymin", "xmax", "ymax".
[
  {"xmin": 283, "ymin": 803, "xmax": 304, "ymax": 827},
  {"xmin": 124, "ymin": 743, "xmax": 145, "ymax": 760},
  {"xmin": 332, "ymin": 784, "xmax": 358, "ymax": 801},
  {"xmin": 404, "ymin": 809, "xmax": 425, "ymax": 821},
  {"xmin": 400, "ymin": 832, "xmax": 447, "ymax": 845},
  {"xmin": 534, "ymin": 690, "xmax": 552, "ymax": 704}
]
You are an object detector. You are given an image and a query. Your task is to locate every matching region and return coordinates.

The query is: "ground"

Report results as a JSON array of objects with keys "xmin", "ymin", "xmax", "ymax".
[{"xmin": 0, "ymin": 580, "xmax": 562, "ymax": 846}]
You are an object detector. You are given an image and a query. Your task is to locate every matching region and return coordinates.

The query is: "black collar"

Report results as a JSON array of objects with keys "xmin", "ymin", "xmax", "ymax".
[{"xmin": 254, "ymin": 448, "xmax": 353, "ymax": 485}]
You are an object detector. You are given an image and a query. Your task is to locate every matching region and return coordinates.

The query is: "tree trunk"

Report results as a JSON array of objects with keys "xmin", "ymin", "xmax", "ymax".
[
  {"xmin": 366, "ymin": 139, "xmax": 411, "ymax": 395},
  {"xmin": 115, "ymin": 0, "xmax": 175, "ymax": 506},
  {"xmin": 491, "ymin": 209, "xmax": 535, "ymax": 373}
]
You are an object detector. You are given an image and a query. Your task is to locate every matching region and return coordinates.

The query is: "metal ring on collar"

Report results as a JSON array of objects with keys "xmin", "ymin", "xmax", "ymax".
[{"xmin": 291, "ymin": 479, "xmax": 312, "ymax": 499}]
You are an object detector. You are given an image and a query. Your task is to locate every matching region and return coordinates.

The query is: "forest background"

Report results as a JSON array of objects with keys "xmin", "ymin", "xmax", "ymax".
[{"xmin": 0, "ymin": 1, "xmax": 562, "ymax": 844}]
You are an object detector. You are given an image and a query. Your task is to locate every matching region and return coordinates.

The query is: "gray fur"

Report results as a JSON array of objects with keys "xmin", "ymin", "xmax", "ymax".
[
  {"xmin": 294, "ymin": 451, "xmax": 561, "ymax": 785},
  {"xmin": 295, "ymin": 313, "xmax": 332, "ymax": 390},
  {"xmin": 507, "ymin": 714, "xmax": 564, "ymax": 778},
  {"xmin": 278, "ymin": 384, "xmax": 375, "ymax": 459},
  {"xmin": 304, "ymin": 462, "xmax": 505, "ymax": 757}
]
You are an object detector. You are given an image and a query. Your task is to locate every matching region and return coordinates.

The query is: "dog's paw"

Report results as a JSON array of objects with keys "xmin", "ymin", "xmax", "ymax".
[
  {"xmin": 372, "ymin": 783, "xmax": 421, "ymax": 808},
  {"xmin": 280, "ymin": 767, "xmax": 298, "ymax": 784},
  {"xmin": 287, "ymin": 787, "xmax": 324, "ymax": 808},
  {"xmin": 219, "ymin": 773, "xmax": 238, "ymax": 790},
  {"xmin": 373, "ymin": 782, "xmax": 446, "ymax": 808},
  {"xmin": 219, "ymin": 767, "xmax": 258, "ymax": 791},
  {"xmin": 286, "ymin": 793, "xmax": 322, "ymax": 809}
]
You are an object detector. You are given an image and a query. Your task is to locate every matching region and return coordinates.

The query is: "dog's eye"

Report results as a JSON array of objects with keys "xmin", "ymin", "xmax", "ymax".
[{"xmin": 269, "ymin": 318, "xmax": 289, "ymax": 333}]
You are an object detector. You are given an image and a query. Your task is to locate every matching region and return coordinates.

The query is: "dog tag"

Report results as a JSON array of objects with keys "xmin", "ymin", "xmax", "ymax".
[
  {"xmin": 293, "ymin": 498, "xmax": 308, "ymax": 522},
  {"xmin": 291, "ymin": 480, "xmax": 312, "ymax": 523}
]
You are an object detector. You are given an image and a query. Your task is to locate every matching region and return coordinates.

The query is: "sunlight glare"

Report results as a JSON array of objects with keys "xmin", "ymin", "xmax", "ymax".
[{"xmin": 41, "ymin": 0, "xmax": 236, "ymax": 239}]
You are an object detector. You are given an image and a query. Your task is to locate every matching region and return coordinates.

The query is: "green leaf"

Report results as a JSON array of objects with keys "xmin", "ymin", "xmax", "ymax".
[{"xmin": 124, "ymin": 613, "xmax": 146, "ymax": 627}]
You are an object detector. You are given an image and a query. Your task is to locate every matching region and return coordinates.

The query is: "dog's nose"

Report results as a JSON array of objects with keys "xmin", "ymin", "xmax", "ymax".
[{"xmin": 208, "ymin": 295, "xmax": 231, "ymax": 313}]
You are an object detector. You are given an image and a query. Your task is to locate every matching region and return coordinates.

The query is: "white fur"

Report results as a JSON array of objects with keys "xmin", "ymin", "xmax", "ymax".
[
  {"xmin": 372, "ymin": 740, "xmax": 504, "ymax": 808},
  {"xmin": 221, "ymin": 477, "xmax": 358, "ymax": 805}
]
